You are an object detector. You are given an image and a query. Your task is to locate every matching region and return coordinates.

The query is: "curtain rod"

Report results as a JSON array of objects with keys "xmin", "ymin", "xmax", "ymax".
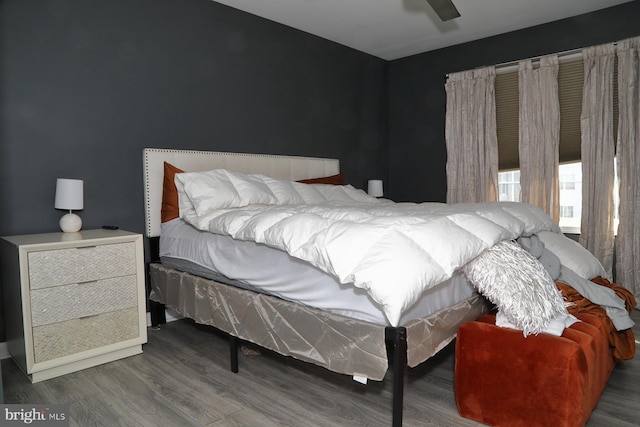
[
  {"xmin": 494, "ymin": 48, "xmax": 583, "ymax": 75},
  {"xmin": 445, "ymin": 48, "xmax": 580, "ymax": 78},
  {"xmin": 446, "ymin": 41, "xmax": 621, "ymax": 78}
]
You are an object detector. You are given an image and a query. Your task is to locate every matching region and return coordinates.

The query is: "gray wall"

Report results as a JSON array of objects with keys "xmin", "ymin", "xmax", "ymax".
[
  {"xmin": 388, "ymin": 1, "xmax": 640, "ymax": 203},
  {"xmin": 0, "ymin": 0, "xmax": 387, "ymax": 341}
]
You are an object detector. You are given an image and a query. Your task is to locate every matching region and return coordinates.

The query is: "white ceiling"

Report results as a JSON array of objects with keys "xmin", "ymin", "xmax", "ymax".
[{"xmin": 212, "ymin": 0, "xmax": 632, "ymax": 60}]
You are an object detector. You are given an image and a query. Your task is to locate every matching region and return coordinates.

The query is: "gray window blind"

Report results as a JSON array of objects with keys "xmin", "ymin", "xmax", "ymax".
[{"xmin": 495, "ymin": 57, "xmax": 618, "ymax": 171}]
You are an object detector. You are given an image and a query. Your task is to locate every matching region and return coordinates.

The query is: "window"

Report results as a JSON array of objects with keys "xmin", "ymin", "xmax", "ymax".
[
  {"xmin": 560, "ymin": 181, "xmax": 575, "ymax": 190},
  {"xmin": 558, "ymin": 162, "xmax": 582, "ymax": 232},
  {"xmin": 498, "ymin": 160, "xmax": 619, "ymax": 234},
  {"xmin": 498, "ymin": 170, "xmax": 521, "ymax": 202},
  {"xmin": 560, "ymin": 206, "xmax": 574, "ymax": 218},
  {"xmin": 498, "ymin": 162, "xmax": 583, "ymax": 231},
  {"xmin": 495, "ymin": 55, "xmax": 619, "ymax": 234},
  {"xmin": 559, "ymin": 173, "xmax": 576, "ymax": 190}
]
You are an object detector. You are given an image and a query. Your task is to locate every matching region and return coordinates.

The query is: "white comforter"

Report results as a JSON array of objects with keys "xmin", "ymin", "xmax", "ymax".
[{"xmin": 175, "ymin": 169, "xmax": 560, "ymax": 326}]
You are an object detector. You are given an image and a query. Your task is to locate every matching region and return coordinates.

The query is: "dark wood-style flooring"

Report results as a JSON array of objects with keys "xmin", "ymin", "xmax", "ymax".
[{"xmin": 3, "ymin": 309, "xmax": 639, "ymax": 426}]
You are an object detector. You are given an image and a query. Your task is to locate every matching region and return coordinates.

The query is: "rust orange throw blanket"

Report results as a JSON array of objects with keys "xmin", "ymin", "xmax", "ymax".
[{"xmin": 556, "ymin": 276, "xmax": 636, "ymax": 360}]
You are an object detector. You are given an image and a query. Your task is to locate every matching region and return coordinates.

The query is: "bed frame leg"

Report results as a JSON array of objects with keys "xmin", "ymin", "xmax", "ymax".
[
  {"xmin": 149, "ymin": 301, "xmax": 166, "ymax": 327},
  {"xmin": 386, "ymin": 326, "xmax": 407, "ymax": 427},
  {"xmin": 145, "ymin": 247, "xmax": 166, "ymax": 327},
  {"xmin": 229, "ymin": 335, "xmax": 239, "ymax": 373}
]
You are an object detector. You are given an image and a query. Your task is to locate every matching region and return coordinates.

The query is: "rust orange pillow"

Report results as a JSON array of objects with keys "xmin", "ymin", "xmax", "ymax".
[
  {"xmin": 297, "ymin": 173, "xmax": 343, "ymax": 185},
  {"xmin": 161, "ymin": 162, "xmax": 184, "ymax": 223}
]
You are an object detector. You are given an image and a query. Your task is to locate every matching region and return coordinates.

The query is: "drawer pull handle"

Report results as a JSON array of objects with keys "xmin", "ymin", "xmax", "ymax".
[
  {"xmin": 78, "ymin": 280, "xmax": 98, "ymax": 285},
  {"xmin": 79, "ymin": 314, "xmax": 100, "ymax": 320},
  {"xmin": 76, "ymin": 246, "xmax": 97, "ymax": 250}
]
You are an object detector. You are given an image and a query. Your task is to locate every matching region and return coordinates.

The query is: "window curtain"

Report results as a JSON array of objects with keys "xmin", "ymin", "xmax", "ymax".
[
  {"xmin": 518, "ymin": 56, "xmax": 560, "ymax": 222},
  {"xmin": 445, "ymin": 67, "xmax": 498, "ymax": 203},
  {"xmin": 615, "ymin": 36, "xmax": 640, "ymax": 305},
  {"xmin": 579, "ymin": 44, "xmax": 616, "ymax": 277}
]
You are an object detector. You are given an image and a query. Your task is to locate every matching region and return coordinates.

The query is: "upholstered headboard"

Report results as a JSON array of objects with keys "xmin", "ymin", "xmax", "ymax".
[{"xmin": 143, "ymin": 148, "xmax": 340, "ymax": 238}]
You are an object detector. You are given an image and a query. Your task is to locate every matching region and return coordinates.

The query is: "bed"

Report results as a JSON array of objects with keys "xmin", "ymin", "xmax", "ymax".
[
  {"xmin": 144, "ymin": 148, "xmax": 503, "ymax": 425},
  {"xmin": 143, "ymin": 148, "xmax": 610, "ymax": 425}
]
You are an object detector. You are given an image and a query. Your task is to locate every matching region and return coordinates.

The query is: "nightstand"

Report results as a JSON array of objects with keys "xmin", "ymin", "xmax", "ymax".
[{"xmin": 0, "ymin": 229, "xmax": 147, "ymax": 382}]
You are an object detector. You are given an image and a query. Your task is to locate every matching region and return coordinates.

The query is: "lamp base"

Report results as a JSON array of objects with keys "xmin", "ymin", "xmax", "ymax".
[{"xmin": 59, "ymin": 212, "xmax": 82, "ymax": 233}]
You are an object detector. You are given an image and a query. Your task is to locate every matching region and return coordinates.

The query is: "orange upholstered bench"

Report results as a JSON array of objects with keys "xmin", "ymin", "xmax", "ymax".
[{"xmin": 455, "ymin": 313, "xmax": 616, "ymax": 427}]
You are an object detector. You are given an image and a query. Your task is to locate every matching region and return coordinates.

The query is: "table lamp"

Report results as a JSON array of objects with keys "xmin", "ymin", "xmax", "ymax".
[
  {"xmin": 55, "ymin": 178, "xmax": 84, "ymax": 232},
  {"xmin": 367, "ymin": 179, "xmax": 383, "ymax": 198}
]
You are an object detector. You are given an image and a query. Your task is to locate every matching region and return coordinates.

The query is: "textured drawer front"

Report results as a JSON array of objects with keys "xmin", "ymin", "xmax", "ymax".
[
  {"xmin": 30, "ymin": 275, "xmax": 138, "ymax": 327},
  {"xmin": 28, "ymin": 242, "xmax": 136, "ymax": 289},
  {"xmin": 32, "ymin": 307, "xmax": 140, "ymax": 363}
]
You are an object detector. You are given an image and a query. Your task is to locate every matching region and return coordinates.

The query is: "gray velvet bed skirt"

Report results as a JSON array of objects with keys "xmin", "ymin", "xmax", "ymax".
[{"xmin": 149, "ymin": 263, "xmax": 491, "ymax": 381}]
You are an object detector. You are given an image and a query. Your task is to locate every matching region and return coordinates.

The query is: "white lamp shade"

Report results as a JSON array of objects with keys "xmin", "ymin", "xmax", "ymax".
[
  {"xmin": 367, "ymin": 179, "xmax": 383, "ymax": 197},
  {"xmin": 55, "ymin": 178, "xmax": 84, "ymax": 210}
]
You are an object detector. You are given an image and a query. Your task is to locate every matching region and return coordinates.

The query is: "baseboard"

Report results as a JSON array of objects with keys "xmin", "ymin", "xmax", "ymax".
[{"xmin": 0, "ymin": 342, "xmax": 10, "ymax": 360}]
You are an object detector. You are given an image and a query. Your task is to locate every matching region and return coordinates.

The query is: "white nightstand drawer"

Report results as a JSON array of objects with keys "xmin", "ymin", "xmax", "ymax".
[
  {"xmin": 30, "ymin": 275, "xmax": 138, "ymax": 327},
  {"xmin": 28, "ymin": 242, "xmax": 136, "ymax": 289},
  {"xmin": 32, "ymin": 307, "xmax": 140, "ymax": 363}
]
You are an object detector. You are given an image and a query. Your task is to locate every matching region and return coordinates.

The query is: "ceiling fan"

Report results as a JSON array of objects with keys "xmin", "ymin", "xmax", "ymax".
[{"xmin": 426, "ymin": 0, "xmax": 461, "ymax": 21}]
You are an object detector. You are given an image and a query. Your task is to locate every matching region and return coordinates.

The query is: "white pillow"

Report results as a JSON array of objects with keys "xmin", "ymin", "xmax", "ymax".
[
  {"xmin": 291, "ymin": 182, "xmax": 327, "ymax": 204},
  {"xmin": 313, "ymin": 184, "xmax": 378, "ymax": 203},
  {"xmin": 537, "ymin": 231, "xmax": 606, "ymax": 279},
  {"xmin": 176, "ymin": 169, "xmax": 278, "ymax": 215},
  {"xmin": 498, "ymin": 202, "xmax": 561, "ymax": 235},
  {"xmin": 261, "ymin": 176, "xmax": 306, "ymax": 205}
]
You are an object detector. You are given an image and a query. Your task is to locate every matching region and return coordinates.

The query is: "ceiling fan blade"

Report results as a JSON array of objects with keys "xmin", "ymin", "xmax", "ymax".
[{"xmin": 426, "ymin": 0, "xmax": 461, "ymax": 21}]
